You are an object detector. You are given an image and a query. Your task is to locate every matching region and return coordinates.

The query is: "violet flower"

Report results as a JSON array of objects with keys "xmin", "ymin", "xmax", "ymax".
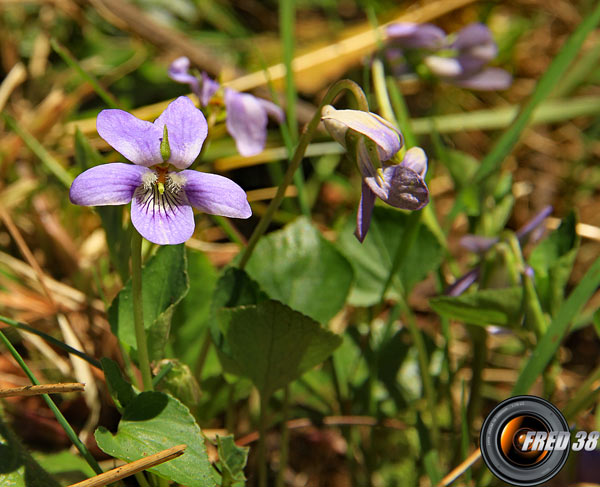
[
  {"xmin": 385, "ymin": 22, "xmax": 512, "ymax": 91},
  {"xmin": 168, "ymin": 56, "xmax": 284, "ymax": 157},
  {"xmin": 321, "ymin": 105, "xmax": 429, "ymax": 242},
  {"xmin": 424, "ymin": 23, "xmax": 512, "ymax": 90},
  {"xmin": 70, "ymin": 96, "xmax": 251, "ymax": 245}
]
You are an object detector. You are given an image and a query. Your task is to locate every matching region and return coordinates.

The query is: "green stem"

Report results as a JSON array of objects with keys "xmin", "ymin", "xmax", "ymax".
[
  {"xmin": 386, "ymin": 77, "xmax": 418, "ymax": 148},
  {"xmin": 0, "ymin": 330, "xmax": 103, "ymax": 474},
  {"xmin": 379, "ymin": 211, "xmax": 421, "ymax": 303},
  {"xmin": 276, "ymin": 386, "xmax": 290, "ymax": 487},
  {"xmin": 194, "ymin": 329, "xmax": 213, "ymax": 379},
  {"xmin": 258, "ymin": 393, "xmax": 269, "ymax": 487},
  {"xmin": 131, "ymin": 231, "xmax": 153, "ymax": 391},
  {"xmin": 0, "ymin": 316, "xmax": 101, "ymax": 369},
  {"xmin": 238, "ymin": 79, "xmax": 369, "ymax": 269},
  {"xmin": 371, "ymin": 58, "xmax": 398, "ymax": 127},
  {"xmin": 465, "ymin": 325, "xmax": 486, "ymax": 430}
]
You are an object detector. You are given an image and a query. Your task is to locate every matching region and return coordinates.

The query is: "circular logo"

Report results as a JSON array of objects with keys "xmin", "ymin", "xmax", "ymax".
[{"xmin": 480, "ymin": 396, "xmax": 570, "ymax": 486}]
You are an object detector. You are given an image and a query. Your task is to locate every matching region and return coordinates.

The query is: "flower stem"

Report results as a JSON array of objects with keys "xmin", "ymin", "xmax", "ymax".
[
  {"xmin": 0, "ymin": 330, "xmax": 103, "ymax": 474},
  {"xmin": 238, "ymin": 79, "xmax": 369, "ymax": 269},
  {"xmin": 258, "ymin": 392, "xmax": 269, "ymax": 487},
  {"xmin": 276, "ymin": 386, "xmax": 290, "ymax": 487},
  {"xmin": 131, "ymin": 230, "xmax": 153, "ymax": 391}
]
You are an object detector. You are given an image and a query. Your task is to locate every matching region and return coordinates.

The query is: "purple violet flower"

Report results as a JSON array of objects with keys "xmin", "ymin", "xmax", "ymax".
[
  {"xmin": 69, "ymin": 96, "xmax": 251, "ymax": 245},
  {"xmin": 168, "ymin": 56, "xmax": 284, "ymax": 157},
  {"xmin": 321, "ymin": 105, "xmax": 429, "ymax": 242},
  {"xmin": 386, "ymin": 22, "xmax": 446, "ymax": 49},
  {"xmin": 424, "ymin": 23, "xmax": 512, "ymax": 90}
]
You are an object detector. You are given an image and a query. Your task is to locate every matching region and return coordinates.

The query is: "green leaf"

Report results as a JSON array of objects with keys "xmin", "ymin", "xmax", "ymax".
[
  {"xmin": 74, "ymin": 128, "xmax": 130, "ymax": 282},
  {"xmin": 101, "ymin": 357, "xmax": 136, "ymax": 411},
  {"xmin": 108, "ymin": 244, "xmax": 189, "ymax": 360},
  {"xmin": 95, "ymin": 391, "xmax": 216, "ymax": 487},
  {"xmin": 429, "ymin": 287, "xmax": 524, "ymax": 328},
  {"xmin": 528, "ymin": 211, "xmax": 579, "ymax": 315},
  {"xmin": 337, "ymin": 207, "xmax": 445, "ymax": 306},
  {"xmin": 211, "ymin": 267, "xmax": 269, "ymax": 315},
  {"xmin": 33, "ymin": 450, "xmax": 96, "ymax": 485},
  {"xmin": 170, "ymin": 250, "xmax": 218, "ymax": 367},
  {"xmin": 216, "ymin": 435, "xmax": 249, "ymax": 485},
  {"xmin": 244, "ymin": 217, "xmax": 353, "ymax": 323},
  {"xmin": 0, "ymin": 408, "xmax": 61, "ymax": 487},
  {"xmin": 214, "ymin": 300, "xmax": 342, "ymax": 397},
  {"xmin": 512, "ymin": 255, "xmax": 600, "ymax": 395}
]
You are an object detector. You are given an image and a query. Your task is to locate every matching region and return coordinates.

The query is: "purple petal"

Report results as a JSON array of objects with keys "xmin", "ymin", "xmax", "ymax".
[
  {"xmin": 452, "ymin": 67, "xmax": 512, "ymax": 90},
  {"xmin": 516, "ymin": 206, "xmax": 553, "ymax": 242},
  {"xmin": 168, "ymin": 57, "xmax": 200, "ymax": 96},
  {"xmin": 424, "ymin": 56, "xmax": 463, "ymax": 77},
  {"xmin": 225, "ymin": 89, "xmax": 268, "ymax": 157},
  {"xmin": 69, "ymin": 163, "xmax": 149, "ymax": 206},
  {"xmin": 452, "ymin": 23, "xmax": 493, "ymax": 50},
  {"xmin": 130, "ymin": 184, "xmax": 195, "ymax": 245},
  {"xmin": 181, "ymin": 170, "xmax": 251, "ymax": 219},
  {"xmin": 460, "ymin": 235, "xmax": 498, "ymax": 253},
  {"xmin": 386, "ymin": 22, "xmax": 446, "ymax": 49},
  {"xmin": 365, "ymin": 164, "xmax": 429, "ymax": 211},
  {"xmin": 355, "ymin": 181, "xmax": 376, "ymax": 243},
  {"xmin": 201, "ymin": 72, "xmax": 220, "ymax": 107},
  {"xmin": 257, "ymin": 98, "xmax": 285, "ymax": 124},
  {"xmin": 153, "ymin": 96, "xmax": 208, "ymax": 169},
  {"xmin": 445, "ymin": 267, "xmax": 480, "ymax": 296},
  {"xmin": 97, "ymin": 110, "xmax": 163, "ymax": 167},
  {"xmin": 321, "ymin": 106, "xmax": 403, "ymax": 161},
  {"xmin": 400, "ymin": 147, "xmax": 428, "ymax": 178}
]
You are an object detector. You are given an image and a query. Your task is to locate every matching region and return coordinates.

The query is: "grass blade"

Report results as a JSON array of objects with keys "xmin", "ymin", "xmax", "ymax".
[{"xmin": 512, "ymin": 255, "xmax": 600, "ymax": 395}]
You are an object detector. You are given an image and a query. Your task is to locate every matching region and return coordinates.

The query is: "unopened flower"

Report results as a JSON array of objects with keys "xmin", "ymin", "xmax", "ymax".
[
  {"xmin": 321, "ymin": 105, "xmax": 429, "ymax": 242},
  {"xmin": 70, "ymin": 96, "xmax": 251, "ymax": 245},
  {"xmin": 168, "ymin": 56, "xmax": 284, "ymax": 156}
]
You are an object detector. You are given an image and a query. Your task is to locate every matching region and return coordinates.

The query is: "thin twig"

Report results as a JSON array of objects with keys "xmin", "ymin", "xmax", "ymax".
[
  {"xmin": 66, "ymin": 444, "xmax": 187, "ymax": 487},
  {"xmin": 0, "ymin": 382, "xmax": 85, "ymax": 398},
  {"xmin": 437, "ymin": 449, "xmax": 482, "ymax": 487}
]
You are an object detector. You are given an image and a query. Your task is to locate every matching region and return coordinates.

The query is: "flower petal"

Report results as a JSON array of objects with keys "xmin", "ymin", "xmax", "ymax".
[
  {"xmin": 168, "ymin": 57, "xmax": 200, "ymax": 95},
  {"xmin": 97, "ymin": 110, "xmax": 163, "ymax": 167},
  {"xmin": 257, "ymin": 98, "xmax": 285, "ymax": 124},
  {"xmin": 153, "ymin": 96, "xmax": 208, "ymax": 169},
  {"xmin": 69, "ymin": 163, "xmax": 149, "ymax": 206},
  {"xmin": 201, "ymin": 72, "xmax": 220, "ymax": 107},
  {"xmin": 130, "ymin": 184, "xmax": 195, "ymax": 245},
  {"xmin": 424, "ymin": 55, "xmax": 463, "ymax": 77},
  {"xmin": 321, "ymin": 106, "xmax": 403, "ymax": 161},
  {"xmin": 365, "ymin": 164, "xmax": 429, "ymax": 210},
  {"xmin": 386, "ymin": 22, "xmax": 446, "ymax": 49},
  {"xmin": 452, "ymin": 67, "xmax": 512, "ymax": 90},
  {"xmin": 400, "ymin": 147, "xmax": 428, "ymax": 178},
  {"xmin": 452, "ymin": 23, "xmax": 493, "ymax": 51},
  {"xmin": 225, "ymin": 89, "xmax": 268, "ymax": 157},
  {"xmin": 355, "ymin": 181, "xmax": 376, "ymax": 243},
  {"xmin": 180, "ymin": 170, "xmax": 251, "ymax": 219}
]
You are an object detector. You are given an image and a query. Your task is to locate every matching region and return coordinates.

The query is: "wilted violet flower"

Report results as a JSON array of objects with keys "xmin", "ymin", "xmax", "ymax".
[
  {"xmin": 321, "ymin": 105, "xmax": 429, "ymax": 242},
  {"xmin": 70, "ymin": 96, "xmax": 251, "ymax": 245},
  {"xmin": 168, "ymin": 56, "xmax": 284, "ymax": 157}
]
